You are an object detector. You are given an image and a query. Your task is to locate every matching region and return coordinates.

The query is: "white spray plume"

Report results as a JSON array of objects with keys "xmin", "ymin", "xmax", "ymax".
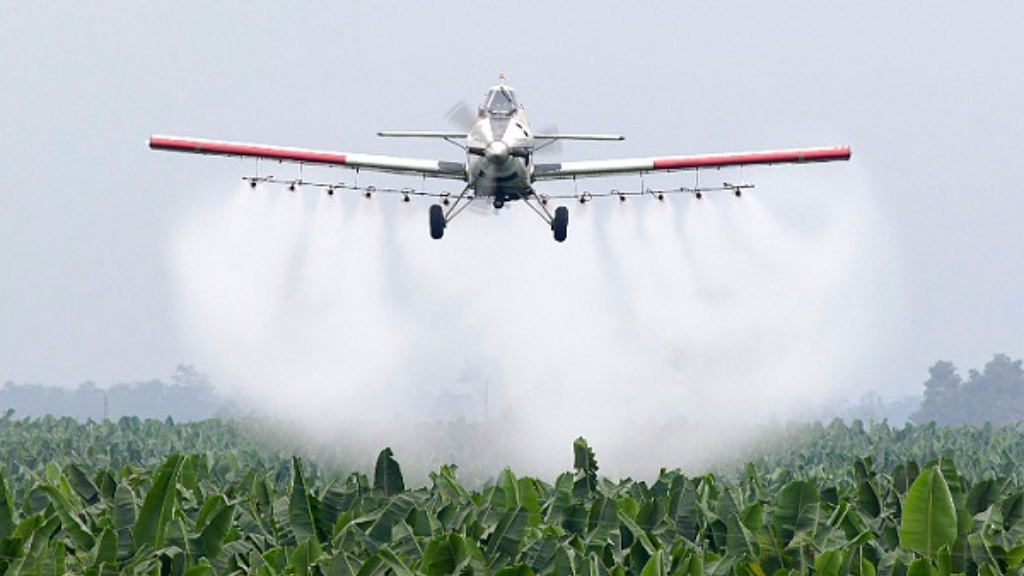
[{"xmin": 169, "ymin": 167, "xmax": 899, "ymax": 481}]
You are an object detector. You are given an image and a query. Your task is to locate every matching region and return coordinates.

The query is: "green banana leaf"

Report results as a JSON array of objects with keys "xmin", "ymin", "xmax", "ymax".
[
  {"xmin": 373, "ymin": 448, "xmax": 405, "ymax": 496},
  {"xmin": 134, "ymin": 454, "xmax": 183, "ymax": 551},
  {"xmin": 899, "ymin": 467, "xmax": 957, "ymax": 559}
]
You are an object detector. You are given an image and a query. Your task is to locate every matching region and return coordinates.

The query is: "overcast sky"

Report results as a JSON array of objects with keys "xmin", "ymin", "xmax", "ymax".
[{"xmin": 1, "ymin": 2, "xmax": 1021, "ymax": 402}]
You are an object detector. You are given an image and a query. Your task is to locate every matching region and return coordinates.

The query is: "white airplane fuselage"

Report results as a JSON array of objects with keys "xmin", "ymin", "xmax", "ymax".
[{"xmin": 464, "ymin": 88, "xmax": 535, "ymax": 202}]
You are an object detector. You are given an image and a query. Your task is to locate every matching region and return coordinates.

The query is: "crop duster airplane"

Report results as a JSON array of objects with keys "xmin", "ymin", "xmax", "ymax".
[{"xmin": 150, "ymin": 76, "xmax": 850, "ymax": 242}]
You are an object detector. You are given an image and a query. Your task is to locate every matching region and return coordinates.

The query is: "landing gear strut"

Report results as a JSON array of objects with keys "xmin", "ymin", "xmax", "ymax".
[
  {"xmin": 428, "ymin": 185, "xmax": 473, "ymax": 240},
  {"xmin": 520, "ymin": 190, "xmax": 569, "ymax": 243}
]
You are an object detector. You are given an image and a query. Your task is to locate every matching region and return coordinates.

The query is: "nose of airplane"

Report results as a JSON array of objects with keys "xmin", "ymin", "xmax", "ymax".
[{"xmin": 485, "ymin": 140, "xmax": 510, "ymax": 164}]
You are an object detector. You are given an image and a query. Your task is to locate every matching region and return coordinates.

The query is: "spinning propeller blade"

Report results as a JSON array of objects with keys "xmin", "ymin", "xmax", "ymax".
[{"xmin": 444, "ymin": 101, "xmax": 478, "ymax": 130}]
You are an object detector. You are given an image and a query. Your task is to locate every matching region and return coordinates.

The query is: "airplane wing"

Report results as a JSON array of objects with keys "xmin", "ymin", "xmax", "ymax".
[
  {"xmin": 149, "ymin": 135, "xmax": 467, "ymax": 180},
  {"xmin": 376, "ymin": 131, "xmax": 468, "ymax": 139},
  {"xmin": 532, "ymin": 133, "xmax": 625, "ymax": 142},
  {"xmin": 533, "ymin": 145, "xmax": 850, "ymax": 180}
]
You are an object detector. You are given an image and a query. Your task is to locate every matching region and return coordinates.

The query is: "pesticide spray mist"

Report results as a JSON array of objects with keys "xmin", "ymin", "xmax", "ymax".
[{"xmin": 170, "ymin": 168, "xmax": 898, "ymax": 481}]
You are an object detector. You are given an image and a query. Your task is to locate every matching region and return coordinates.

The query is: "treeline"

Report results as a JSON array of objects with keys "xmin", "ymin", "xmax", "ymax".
[
  {"xmin": 0, "ymin": 364, "xmax": 222, "ymax": 422},
  {"xmin": 2, "ymin": 355, "xmax": 1021, "ymax": 425},
  {"xmin": 911, "ymin": 353, "xmax": 1024, "ymax": 425}
]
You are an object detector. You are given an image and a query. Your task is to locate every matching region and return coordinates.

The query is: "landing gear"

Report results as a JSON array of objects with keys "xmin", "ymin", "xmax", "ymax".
[
  {"xmin": 428, "ymin": 185, "xmax": 473, "ymax": 240},
  {"xmin": 432, "ymin": 187, "xmax": 569, "ymax": 242},
  {"xmin": 520, "ymin": 190, "xmax": 570, "ymax": 243},
  {"xmin": 429, "ymin": 204, "xmax": 445, "ymax": 239},
  {"xmin": 552, "ymin": 206, "xmax": 568, "ymax": 243}
]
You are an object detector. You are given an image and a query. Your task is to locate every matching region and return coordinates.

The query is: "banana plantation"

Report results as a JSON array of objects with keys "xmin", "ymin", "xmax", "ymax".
[{"xmin": 2, "ymin": 415, "xmax": 1024, "ymax": 576}]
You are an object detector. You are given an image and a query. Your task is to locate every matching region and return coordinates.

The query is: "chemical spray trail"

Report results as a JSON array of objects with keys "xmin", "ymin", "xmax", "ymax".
[{"xmin": 170, "ymin": 167, "xmax": 899, "ymax": 480}]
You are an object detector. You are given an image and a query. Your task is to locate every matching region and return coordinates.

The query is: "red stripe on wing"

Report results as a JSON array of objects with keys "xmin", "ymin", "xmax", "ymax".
[
  {"xmin": 652, "ymin": 146, "xmax": 851, "ymax": 170},
  {"xmin": 149, "ymin": 136, "xmax": 348, "ymax": 166}
]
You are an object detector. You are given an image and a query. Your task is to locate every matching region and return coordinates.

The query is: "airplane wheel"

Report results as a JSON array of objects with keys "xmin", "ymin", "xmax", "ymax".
[
  {"xmin": 552, "ymin": 206, "xmax": 568, "ymax": 243},
  {"xmin": 429, "ymin": 204, "xmax": 445, "ymax": 239}
]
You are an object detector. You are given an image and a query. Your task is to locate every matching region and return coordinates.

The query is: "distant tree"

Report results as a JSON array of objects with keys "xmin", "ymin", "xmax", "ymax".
[
  {"xmin": 911, "ymin": 360, "xmax": 963, "ymax": 424},
  {"xmin": 170, "ymin": 364, "xmax": 210, "ymax": 389},
  {"xmin": 844, "ymin": 390, "xmax": 885, "ymax": 422},
  {"xmin": 840, "ymin": 391, "xmax": 919, "ymax": 426},
  {"xmin": 911, "ymin": 354, "xmax": 1024, "ymax": 425},
  {"xmin": 0, "ymin": 366, "xmax": 222, "ymax": 422},
  {"xmin": 75, "ymin": 380, "xmax": 105, "ymax": 420},
  {"xmin": 960, "ymin": 354, "xmax": 1024, "ymax": 425}
]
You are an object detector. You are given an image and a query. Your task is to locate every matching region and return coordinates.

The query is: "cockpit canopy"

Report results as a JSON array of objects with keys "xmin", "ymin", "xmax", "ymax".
[{"xmin": 482, "ymin": 86, "xmax": 518, "ymax": 116}]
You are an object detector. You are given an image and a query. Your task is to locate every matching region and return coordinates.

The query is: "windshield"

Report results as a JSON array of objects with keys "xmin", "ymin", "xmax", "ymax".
[{"xmin": 484, "ymin": 88, "xmax": 517, "ymax": 116}]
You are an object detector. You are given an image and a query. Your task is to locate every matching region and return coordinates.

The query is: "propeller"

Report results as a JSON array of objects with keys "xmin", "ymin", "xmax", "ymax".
[
  {"xmin": 444, "ymin": 100, "xmax": 562, "ymax": 158},
  {"xmin": 444, "ymin": 100, "xmax": 479, "ymax": 131}
]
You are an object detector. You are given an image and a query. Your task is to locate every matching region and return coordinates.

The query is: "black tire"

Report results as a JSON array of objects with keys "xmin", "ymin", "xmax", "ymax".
[
  {"xmin": 552, "ymin": 206, "xmax": 568, "ymax": 242},
  {"xmin": 429, "ymin": 204, "xmax": 445, "ymax": 240}
]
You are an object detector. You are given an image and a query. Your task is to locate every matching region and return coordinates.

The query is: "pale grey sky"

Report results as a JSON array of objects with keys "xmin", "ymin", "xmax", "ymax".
[{"xmin": 1, "ymin": 2, "xmax": 1021, "ymax": 403}]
